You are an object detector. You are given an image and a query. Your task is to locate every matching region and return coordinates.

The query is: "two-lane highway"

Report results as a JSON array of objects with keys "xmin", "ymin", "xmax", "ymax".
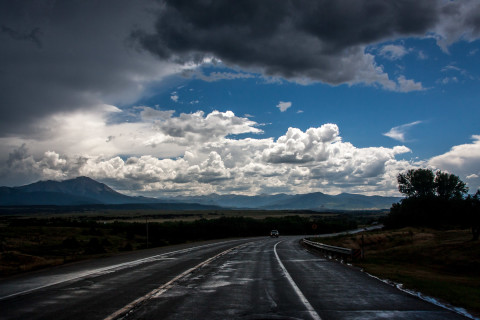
[
  {"xmin": 0, "ymin": 236, "xmax": 469, "ymax": 320},
  {"xmin": 123, "ymin": 236, "xmax": 468, "ymax": 320}
]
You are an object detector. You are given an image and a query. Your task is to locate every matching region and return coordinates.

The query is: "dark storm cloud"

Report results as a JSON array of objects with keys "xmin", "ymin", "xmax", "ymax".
[
  {"xmin": 444, "ymin": 0, "xmax": 480, "ymax": 33},
  {"xmin": 0, "ymin": 0, "xmax": 165, "ymax": 136},
  {"xmin": 133, "ymin": 0, "xmax": 440, "ymax": 82},
  {"xmin": 6, "ymin": 144, "xmax": 29, "ymax": 167},
  {"xmin": 1, "ymin": 25, "xmax": 43, "ymax": 48},
  {"xmin": 292, "ymin": 1, "xmax": 437, "ymax": 49},
  {"xmin": 437, "ymin": 0, "xmax": 480, "ymax": 47}
]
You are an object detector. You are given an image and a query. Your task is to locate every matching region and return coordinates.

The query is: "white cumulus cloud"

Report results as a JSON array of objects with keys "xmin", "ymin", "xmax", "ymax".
[
  {"xmin": 383, "ymin": 121, "xmax": 422, "ymax": 142},
  {"xmin": 429, "ymin": 135, "xmax": 480, "ymax": 192},
  {"xmin": 276, "ymin": 101, "xmax": 292, "ymax": 112},
  {"xmin": 170, "ymin": 93, "xmax": 179, "ymax": 102},
  {"xmin": 0, "ymin": 111, "xmax": 415, "ymax": 196},
  {"xmin": 379, "ymin": 44, "xmax": 409, "ymax": 60}
]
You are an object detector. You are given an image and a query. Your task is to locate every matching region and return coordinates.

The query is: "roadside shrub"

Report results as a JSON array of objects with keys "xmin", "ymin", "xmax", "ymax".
[
  {"xmin": 385, "ymin": 197, "xmax": 471, "ymax": 229},
  {"xmin": 62, "ymin": 237, "xmax": 80, "ymax": 249},
  {"xmin": 85, "ymin": 238, "xmax": 105, "ymax": 254}
]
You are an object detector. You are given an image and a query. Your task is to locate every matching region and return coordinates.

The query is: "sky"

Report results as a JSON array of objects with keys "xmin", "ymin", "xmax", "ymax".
[{"xmin": 0, "ymin": 0, "xmax": 479, "ymax": 197}]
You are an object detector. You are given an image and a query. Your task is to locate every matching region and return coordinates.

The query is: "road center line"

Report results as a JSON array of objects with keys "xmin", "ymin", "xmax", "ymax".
[
  {"xmin": 274, "ymin": 241, "xmax": 322, "ymax": 320},
  {"xmin": 104, "ymin": 242, "xmax": 251, "ymax": 320}
]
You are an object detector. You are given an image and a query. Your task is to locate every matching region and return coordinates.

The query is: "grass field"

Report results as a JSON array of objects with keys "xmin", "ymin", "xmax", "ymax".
[{"xmin": 314, "ymin": 228, "xmax": 480, "ymax": 317}]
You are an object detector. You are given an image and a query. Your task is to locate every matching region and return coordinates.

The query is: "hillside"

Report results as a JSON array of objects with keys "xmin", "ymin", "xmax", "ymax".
[{"xmin": 0, "ymin": 177, "xmax": 138, "ymax": 205}]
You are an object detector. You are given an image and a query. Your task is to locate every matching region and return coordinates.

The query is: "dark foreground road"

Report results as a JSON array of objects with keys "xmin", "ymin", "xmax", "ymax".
[{"xmin": 0, "ymin": 236, "xmax": 468, "ymax": 320}]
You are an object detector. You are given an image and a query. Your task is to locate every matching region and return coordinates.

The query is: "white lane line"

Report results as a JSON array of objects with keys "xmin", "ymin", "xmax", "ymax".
[
  {"xmin": 284, "ymin": 259, "xmax": 326, "ymax": 262},
  {"xmin": 0, "ymin": 239, "xmax": 244, "ymax": 301},
  {"xmin": 104, "ymin": 242, "xmax": 252, "ymax": 320},
  {"xmin": 274, "ymin": 241, "xmax": 322, "ymax": 320}
]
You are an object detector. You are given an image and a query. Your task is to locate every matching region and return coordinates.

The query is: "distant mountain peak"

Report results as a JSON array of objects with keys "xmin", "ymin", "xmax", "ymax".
[
  {"xmin": 19, "ymin": 176, "xmax": 113, "ymax": 191},
  {"xmin": 63, "ymin": 176, "xmax": 116, "ymax": 191},
  {"xmin": 5, "ymin": 176, "xmax": 133, "ymax": 205},
  {"xmin": 71, "ymin": 176, "xmax": 96, "ymax": 182}
]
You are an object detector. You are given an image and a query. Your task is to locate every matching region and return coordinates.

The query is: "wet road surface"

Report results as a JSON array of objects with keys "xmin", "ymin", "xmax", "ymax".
[{"xmin": 0, "ymin": 236, "xmax": 469, "ymax": 320}]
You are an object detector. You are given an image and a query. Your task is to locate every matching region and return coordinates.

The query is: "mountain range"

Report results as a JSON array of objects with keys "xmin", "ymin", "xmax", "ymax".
[
  {"xmin": 171, "ymin": 192, "xmax": 400, "ymax": 211},
  {"xmin": 0, "ymin": 176, "xmax": 401, "ymax": 210}
]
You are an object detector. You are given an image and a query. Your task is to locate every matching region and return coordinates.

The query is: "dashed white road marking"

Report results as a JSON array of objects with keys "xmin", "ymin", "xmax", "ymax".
[
  {"xmin": 104, "ymin": 242, "xmax": 251, "ymax": 320},
  {"xmin": 274, "ymin": 241, "xmax": 322, "ymax": 320},
  {"xmin": 264, "ymin": 288, "xmax": 278, "ymax": 308},
  {"xmin": 284, "ymin": 259, "xmax": 326, "ymax": 262}
]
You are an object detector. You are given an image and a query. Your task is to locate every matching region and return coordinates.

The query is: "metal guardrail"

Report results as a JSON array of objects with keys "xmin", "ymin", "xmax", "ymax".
[
  {"xmin": 303, "ymin": 238, "xmax": 361, "ymax": 260},
  {"xmin": 303, "ymin": 239, "xmax": 352, "ymax": 254}
]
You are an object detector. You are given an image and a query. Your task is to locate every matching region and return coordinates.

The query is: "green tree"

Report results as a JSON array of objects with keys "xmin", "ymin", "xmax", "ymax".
[
  {"xmin": 397, "ymin": 168, "xmax": 435, "ymax": 198},
  {"xmin": 388, "ymin": 168, "xmax": 471, "ymax": 230},
  {"xmin": 434, "ymin": 171, "xmax": 468, "ymax": 200}
]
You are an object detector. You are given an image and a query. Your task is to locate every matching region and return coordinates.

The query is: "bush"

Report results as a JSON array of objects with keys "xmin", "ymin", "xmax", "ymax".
[
  {"xmin": 62, "ymin": 237, "xmax": 80, "ymax": 249},
  {"xmin": 85, "ymin": 238, "xmax": 105, "ymax": 254},
  {"xmin": 385, "ymin": 196, "xmax": 474, "ymax": 230}
]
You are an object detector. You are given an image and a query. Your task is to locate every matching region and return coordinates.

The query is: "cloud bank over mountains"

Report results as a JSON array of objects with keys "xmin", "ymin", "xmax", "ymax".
[
  {"xmin": 0, "ymin": 108, "xmax": 414, "ymax": 196},
  {"xmin": 3, "ymin": 101, "xmax": 477, "ymax": 196},
  {"xmin": 3, "ymin": 105, "xmax": 477, "ymax": 197}
]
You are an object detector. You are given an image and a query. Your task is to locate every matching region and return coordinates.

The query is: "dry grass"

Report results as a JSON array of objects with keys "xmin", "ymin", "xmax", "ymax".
[
  {"xmin": 0, "ymin": 251, "xmax": 63, "ymax": 274},
  {"xmin": 316, "ymin": 228, "xmax": 480, "ymax": 317},
  {"xmin": 0, "ymin": 224, "xmax": 129, "ymax": 277}
]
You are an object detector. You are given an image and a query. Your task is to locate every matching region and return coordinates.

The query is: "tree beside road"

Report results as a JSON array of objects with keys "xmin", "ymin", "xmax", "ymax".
[
  {"xmin": 397, "ymin": 168, "xmax": 467, "ymax": 200},
  {"xmin": 386, "ymin": 168, "xmax": 479, "ymax": 240}
]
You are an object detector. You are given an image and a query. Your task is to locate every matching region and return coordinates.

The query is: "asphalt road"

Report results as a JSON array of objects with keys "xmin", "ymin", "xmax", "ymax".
[{"xmin": 0, "ymin": 236, "xmax": 469, "ymax": 320}]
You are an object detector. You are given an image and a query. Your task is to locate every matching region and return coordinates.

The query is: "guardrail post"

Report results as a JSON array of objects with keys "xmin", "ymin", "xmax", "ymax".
[
  {"xmin": 352, "ymin": 249, "xmax": 361, "ymax": 261},
  {"xmin": 361, "ymin": 233, "xmax": 365, "ymax": 259}
]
